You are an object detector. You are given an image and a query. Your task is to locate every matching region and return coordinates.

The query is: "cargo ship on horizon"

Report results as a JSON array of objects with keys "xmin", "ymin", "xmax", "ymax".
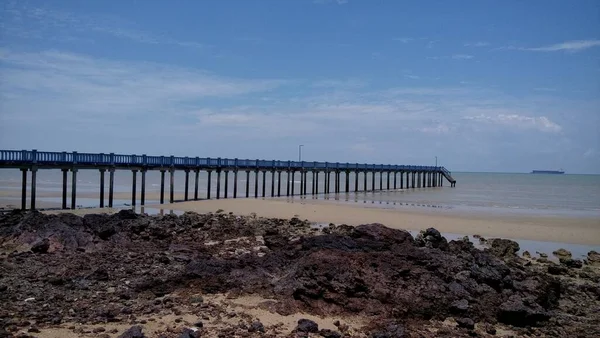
[{"xmin": 531, "ymin": 169, "xmax": 565, "ymax": 174}]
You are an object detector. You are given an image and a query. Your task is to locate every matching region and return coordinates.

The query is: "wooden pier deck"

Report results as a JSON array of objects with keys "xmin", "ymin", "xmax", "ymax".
[{"xmin": 0, "ymin": 150, "xmax": 457, "ymax": 210}]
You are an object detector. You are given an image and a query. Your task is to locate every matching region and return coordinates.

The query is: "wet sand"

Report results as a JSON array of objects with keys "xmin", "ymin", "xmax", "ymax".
[{"xmin": 149, "ymin": 199, "xmax": 600, "ymax": 246}]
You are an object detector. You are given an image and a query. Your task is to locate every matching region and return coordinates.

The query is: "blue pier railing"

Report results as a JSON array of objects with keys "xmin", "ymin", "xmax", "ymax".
[{"xmin": 0, "ymin": 149, "xmax": 449, "ymax": 173}]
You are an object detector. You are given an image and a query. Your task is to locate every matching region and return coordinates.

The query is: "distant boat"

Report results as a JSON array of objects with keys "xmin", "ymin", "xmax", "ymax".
[{"xmin": 531, "ymin": 169, "xmax": 565, "ymax": 174}]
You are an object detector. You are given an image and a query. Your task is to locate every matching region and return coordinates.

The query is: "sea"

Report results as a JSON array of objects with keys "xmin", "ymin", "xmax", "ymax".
[{"xmin": 0, "ymin": 169, "xmax": 598, "ymax": 219}]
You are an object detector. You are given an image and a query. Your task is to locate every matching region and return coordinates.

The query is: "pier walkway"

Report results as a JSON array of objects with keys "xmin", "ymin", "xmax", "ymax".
[{"xmin": 0, "ymin": 149, "xmax": 457, "ymax": 210}]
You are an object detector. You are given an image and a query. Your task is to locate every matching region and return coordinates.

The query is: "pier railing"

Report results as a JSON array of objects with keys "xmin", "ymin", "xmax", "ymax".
[{"xmin": 0, "ymin": 149, "xmax": 448, "ymax": 172}]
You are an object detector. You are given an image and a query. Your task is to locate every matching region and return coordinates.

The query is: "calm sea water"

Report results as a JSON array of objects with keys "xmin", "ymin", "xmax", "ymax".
[{"xmin": 0, "ymin": 169, "xmax": 599, "ymax": 218}]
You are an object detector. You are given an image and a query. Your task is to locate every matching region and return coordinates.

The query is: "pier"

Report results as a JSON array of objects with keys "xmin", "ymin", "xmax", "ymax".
[{"xmin": 0, "ymin": 150, "xmax": 457, "ymax": 210}]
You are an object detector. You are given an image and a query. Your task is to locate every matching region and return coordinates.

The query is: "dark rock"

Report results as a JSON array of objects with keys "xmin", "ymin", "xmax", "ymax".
[
  {"xmin": 498, "ymin": 296, "xmax": 550, "ymax": 327},
  {"xmin": 27, "ymin": 326, "xmax": 40, "ymax": 333},
  {"xmin": 178, "ymin": 328, "xmax": 199, "ymax": 338},
  {"xmin": 353, "ymin": 223, "xmax": 414, "ymax": 246},
  {"xmin": 547, "ymin": 264, "xmax": 568, "ymax": 275},
  {"xmin": 248, "ymin": 321, "xmax": 265, "ymax": 333},
  {"xmin": 587, "ymin": 250, "xmax": 600, "ymax": 266},
  {"xmin": 31, "ymin": 238, "xmax": 49, "ymax": 253},
  {"xmin": 319, "ymin": 329, "xmax": 342, "ymax": 338},
  {"xmin": 93, "ymin": 327, "xmax": 106, "ymax": 333},
  {"xmin": 193, "ymin": 321, "xmax": 203, "ymax": 328},
  {"xmin": 560, "ymin": 258, "xmax": 583, "ymax": 269},
  {"xmin": 552, "ymin": 248, "xmax": 571, "ymax": 260},
  {"xmin": 296, "ymin": 318, "xmax": 319, "ymax": 333},
  {"xmin": 118, "ymin": 326, "xmax": 145, "ymax": 338},
  {"xmin": 370, "ymin": 323, "xmax": 405, "ymax": 337},
  {"xmin": 488, "ymin": 238, "xmax": 519, "ymax": 258},
  {"xmin": 415, "ymin": 227, "xmax": 448, "ymax": 250},
  {"xmin": 522, "ymin": 251, "xmax": 532, "ymax": 258},
  {"xmin": 116, "ymin": 209, "xmax": 138, "ymax": 220},
  {"xmin": 450, "ymin": 299, "xmax": 469, "ymax": 312},
  {"xmin": 0, "ymin": 284, "xmax": 7, "ymax": 292},
  {"xmin": 456, "ymin": 317, "xmax": 475, "ymax": 329}
]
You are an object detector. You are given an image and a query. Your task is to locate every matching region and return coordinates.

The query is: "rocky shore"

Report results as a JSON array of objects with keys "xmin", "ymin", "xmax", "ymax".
[{"xmin": 0, "ymin": 210, "xmax": 598, "ymax": 337}]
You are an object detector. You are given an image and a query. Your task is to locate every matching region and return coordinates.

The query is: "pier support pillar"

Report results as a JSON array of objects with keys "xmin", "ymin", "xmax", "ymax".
[
  {"xmin": 207, "ymin": 171, "xmax": 213, "ymax": 199},
  {"xmin": 141, "ymin": 170, "xmax": 146, "ymax": 206},
  {"xmin": 363, "ymin": 172, "xmax": 367, "ymax": 191},
  {"xmin": 335, "ymin": 171, "xmax": 339, "ymax": 193},
  {"xmin": 109, "ymin": 169, "xmax": 115, "ymax": 207},
  {"xmin": 354, "ymin": 171, "xmax": 358, "ymax": 192},
  {"xmin": 271, "ymin": 171, "xmax": 276, "ymax": 197},
  {"xmin": 325, "ymin": 171, "xmax": 330, "ymax": 194},
  {"xmin": 262, "ymin": 171, "xmax": 266, "ymax": 197},
  {"xmin": 30, "ymin": 167, "xmax": 37, "ymax": 210},
  {"xmin": 184, "ymin": 170, "xmax": 190, "ymax": 201},
  {"xmin": 62, "ymin": 169, "xmax": 68, "ymax": 209},
  {"xmin": 345, "ymin": 171, "xmax": 350, "ymax": 193},
  {"xmin": 99, "ymin": 169, "xmax": 105, "ymax": 208},
  {"xmin": 169, "ymin": 169, "xmax": 175, "ymax": 203},
  {"xmin": 300, "ymin": 171, "xmax": 304, "ymax": 195},
  {"xmin": 194, "ymin": 170, "xmax": 200, "ymax": 200},
  {"xmin": 394, "ymin": 172, "xmax": 397, "ymax": 189},
  {"xmin": 400, "ymin": 172, "xmax": 404, "ymax": 189},
  {"xmin": 291, "ymin": 171, "xmax": 296, "ymax": 195},
  {"xmin": 412, "ymin": 172, "xmax": 415, "ymax": 189},
  {"xmin": 160, "ymin": 170, "xmax": 166, "ymax": 203},
  {"xmin": 20, "ymin": 168, "xmax": 27, "ymax": 210},
  {"xmin": 216, "ymin": 170, "xmax": 222, "ymax": 199},
  {"xmin": 304, "ymin": 171, "xmax": 308, "ymax": 195},
  {"xmin": 71, "ymin": 169, "xmax": 78, "ymax": 209},
  {"xmin": 131, "ymin": 170, "xmax": 137, "ymax": 207},
  {"xmin": 224, "ymin": 171, "xmax": 229, "ymax": 198},
  {"xmin": 254, "ymin": 170, "xmax": 259, "ymax": 198},
  {"xmin": 245, "ymin": 171, "xmax": 250, "ymax": 198},
  {"xmin": 379, "ymin": 171, "xmax": 383, "ymax": 190},
  {"xmin": 386, "ymin": 172, "xmax": 390, "ymax": 190},
  {"xmin": 277, "ymin": 171, "xmax": 282, "ymax": 197},
  {"xmin": 371, "ymin": 172, "xmax": 375, "ymax": 191},
  {"xmin": 315, "ymin": 171, "xmax": 319, "ymax": 194},
  {"xmin": 233, "ymin": 170, "xmax": 238, "ymax": 198},
  {"xmin": 440, "ymin": 173, "xmax": 443, "ymax": 187}
]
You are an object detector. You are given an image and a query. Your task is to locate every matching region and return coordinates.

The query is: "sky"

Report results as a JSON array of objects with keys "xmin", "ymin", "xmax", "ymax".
[{"xmin": 0, "ymin": 0, "xmax": 599, "ymax": 174}]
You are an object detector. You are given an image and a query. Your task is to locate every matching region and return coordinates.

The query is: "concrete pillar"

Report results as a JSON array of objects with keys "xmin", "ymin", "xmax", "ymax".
[
  {"xmin": 254, "ymin": 170, "xmax": 259, "ymax": 198},
  {"xmin": 71, "ymin": 169, "xmax": 78, "ymax": 209},
  {"xmin": 62, "ymin": 169, "xmax": 68, "ymax": 209},
  {"xmin": 194, "ymin": 170, "xmax": 200, "ymax": 200},
  {"xmin": 131, "ymin": 170, "xmax": 137, "ymax": 207},
  {"xmin": 440, "ymin": 173, "xmax": 444, "ymax": 187},
  {"xmin": 345, "ymin": 171, "xmax": 350, "ymax": 193},
  {"xmin": 224, "ymin": 171, "xmax": 229, "ymax": 198},
  {"xmin": 394, "ymin": 172, "xmax": 397, "ymax": 189},
  {"xmin": 412, "ymin": 172, "xmax": 416, "ymax": 189},
  {"xmin": 379, "ymin": 171, "xmax": 383, "ymax": 190},
  {"xmin": 400, "ymin": 172, "xmax": 403, "ymax": 189},
  {"xmin": 141, "ymin": 170, "xmax": 146, "ymax": 205},
  {"xmin": 233, "ymin": 170, "xmax": 238, "ymax": 198},
  {"xmin": 386, "ymin": 172, "xmax": 390, "ymax": 190},
  {"xmin": 335, "ymin": 171, "xmax": 339, "ymax": 193},
  {"xmin": 207, "ymin": 171, "xmax": 213, "ymax": 199},
  {"xmin": 245, "ymin": 171, "xmax": 250, "ymax": 198},
  {"xmin": 30, "ymin": 167, "xmax": 37, "ymax": 210},
  {"xmin": 299, "ymin": 171, "xmax": 304, "ymax": 195},
  {"xmin": 20, "ymin": 168, "xmax": 27, "ymax": 210},
  {"xmin": 160, "ymin": 170, "xmax": 166, "ymax": 203},
  {"xmin": 169, "ymin": 169, "xmax": 175, "ymax": 203},
  {"xmin": 262, "ymin": 171, "xmax": 266, "ymax": 197},
  {"xmin": 287, "ymin": 171, "xmax": 291, "ymax": 196},
  {"xmin": 291, "ymin": 171, "xmax": 295, "ymax": 195},
  {"xmin": 325, "ymin": 171, "xmax": 330, "ymax": 194},
  {"xmin": 315, "ymin": 171, "xmax": 319, "ymax": 194},
  {"xmin": 271, "ymin": 171, "xmax": 276, "ymax": 197},
  {"xmin": 371, "ymin": 171, "xmax": 375, "ymax": 191},
  {"xmin": 100, "ymin": 169, "xmax": 105, "ymax": 208},
  {"xmin": 303, "ymin": 172, "xmax": 308, "ymax": 195},
  {"xmin": 417, "ymin": 172, "xmax": 421, "ymax": 188},
  {"xmin": 216, "ymin": 170, "xmax": 221, "ymax": 199},
  {"xmin": 184, "ymin": 170, "xmax": 190, "ymax": 201},
  {"xmin": 109, "ymin": 169, "xmax": 115, "ymax": 207},
  {"xmin": 277, "ymin": 171, "xmax": 282, "ymax": 197},
  {"xmin": 363, "ymin": 171, "xmax": 367, "ymax": 191},
  {"xmin": 354, "ymin": 171, "xmax": 358, "ymax": 192}
]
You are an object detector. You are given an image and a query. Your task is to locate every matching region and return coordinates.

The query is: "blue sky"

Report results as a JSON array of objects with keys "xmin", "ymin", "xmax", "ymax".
[{"xmin": 0, "ymin": 0, "xmax": 599, "ymax": 173}]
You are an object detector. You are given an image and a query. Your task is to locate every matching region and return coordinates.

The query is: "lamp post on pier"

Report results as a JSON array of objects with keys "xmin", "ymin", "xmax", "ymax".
[{"xmin": 435, "ymin": 156, "xmax": 438, "ymax": 168}]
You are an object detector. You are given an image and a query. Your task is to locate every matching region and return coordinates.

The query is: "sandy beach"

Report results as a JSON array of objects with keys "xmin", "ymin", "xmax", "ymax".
[{"xmin": 147, "ymin": 198, "xmax": 600, "ymax": 246}]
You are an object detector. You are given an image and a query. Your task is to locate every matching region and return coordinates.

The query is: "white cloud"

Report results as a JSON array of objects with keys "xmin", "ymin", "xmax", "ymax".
[
  {"xmin": 2, "ymin": 2, "xmax": 206, "ymax": 48},
  {"xmin": 427, "ymin": 54, "xmax": 474, "ymax": 60},
  {"xmin": 583, "ymin": 148, "xmax": 596, "ymax": 159},
  {"xmin": 464, "ymin": 42, "xmax": 490, "ymax": 47},
  {"xmin": 463, "ymin": 114, "xmax": 562, "ymax": 133},
  {"xmin": 314, "ymin": 0, "xmax": 348, "ymax": 4},
  {"xmin": 524, "ymin": 39, "xmax": 600, "ymax": 52},
  {"xmin": 420, "ymin": 124, "xmax": 451, "ymax": 134}
]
